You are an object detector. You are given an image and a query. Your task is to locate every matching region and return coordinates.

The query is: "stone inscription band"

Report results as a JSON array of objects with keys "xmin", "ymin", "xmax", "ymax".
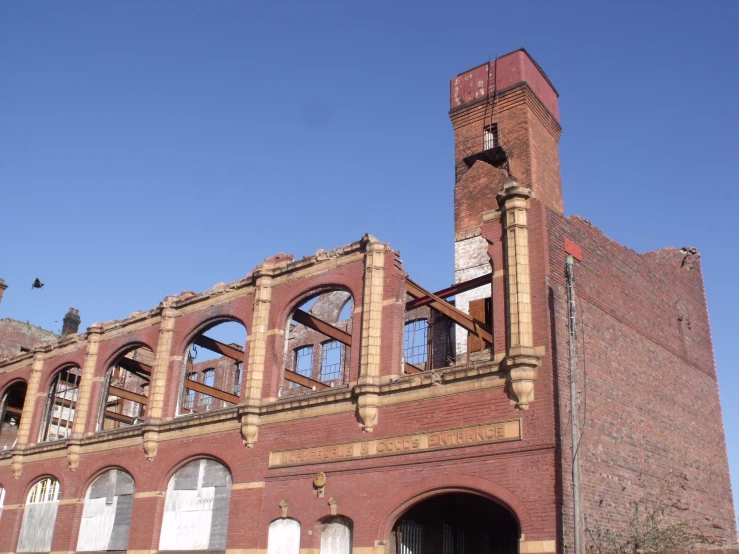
[{"xmin": 269, "ymin": 419, "xmax": 522, "ymax": 468}]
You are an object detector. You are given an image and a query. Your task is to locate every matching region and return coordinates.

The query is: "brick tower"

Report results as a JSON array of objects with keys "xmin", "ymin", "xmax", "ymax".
[{"xmin": 451, "ymin": 49, "xmax": 563, "ymax": 358}]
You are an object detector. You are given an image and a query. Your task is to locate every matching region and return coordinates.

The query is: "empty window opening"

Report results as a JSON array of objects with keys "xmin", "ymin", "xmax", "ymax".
[
  {"xmin": 483, "ymin": 124, "xmax": 499, "ymax": 150},
  {"xmin": 200, "ymin": 369, "xmax": 215, "ymax": 406},
  {"xmin": 320, "ymin": 341, "xmax": 343, "ymax": 381},
  {"xmin": 1, "ymin": 381, "xmax": 27, "ymax": 450},
  {"xmin": 284, "ymin": 290, "xmax": 353, "ymax": 393},
  {"xmin": 17, "ymin": 478, "xmax": 61, "ymax": 552},
  {"xmin": 178, "ymin": 320, "xmax": 246, "ymax": 416},
  {"xmin": 77, "ymin": 469, "xmax": 135, "ymax": 552},
  {"xmin": 99, "ymin": 346, "xmax": 153, "ymax": 431},
  {"xmin": 41, "ymin": 366, "xmax": 82, "ymax": 442},
  {"xmin": 159, "ymin": 459, "xmax": 232, "ymax": 551},
  {"xmin": 405, "ymin": 319, "xmax": 429, "ymax": 368}
]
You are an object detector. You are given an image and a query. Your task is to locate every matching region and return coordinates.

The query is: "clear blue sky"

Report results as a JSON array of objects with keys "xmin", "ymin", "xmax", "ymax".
[{"xmin": 1, "ymin": 0, "xmax": 737, "ymax": 512}]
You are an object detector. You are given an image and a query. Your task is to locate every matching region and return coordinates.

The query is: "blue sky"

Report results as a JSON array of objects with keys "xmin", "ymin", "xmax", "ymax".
[{"xmin": 1, "ymin": 0, "xmax": 737, "ymax": 511}]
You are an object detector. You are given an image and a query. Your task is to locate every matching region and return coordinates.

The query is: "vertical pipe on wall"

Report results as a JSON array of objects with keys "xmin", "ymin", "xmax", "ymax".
[{"xmin": 565, "ymin": 254, "xmax": 583, "ymax": 554}]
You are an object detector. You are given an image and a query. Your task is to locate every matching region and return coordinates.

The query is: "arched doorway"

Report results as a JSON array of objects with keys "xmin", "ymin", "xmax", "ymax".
[{"xmin": 391, "ymin": 493, "xmax": 518, "ymax": 554}]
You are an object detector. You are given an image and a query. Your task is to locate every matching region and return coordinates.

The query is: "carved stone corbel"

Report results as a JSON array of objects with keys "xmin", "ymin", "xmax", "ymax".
[
  {"xmin": 142, "ymin": 426, "xmax": 159, "ymax": 461},
  {"xmin": 354, "ymin": 383, "xmax": 380, "ymax": 432},
  {"xmin": 12, "ymin": 452, "xmax": 23, "ymax": 479},
  {"xmin": 501, "ymin": 351, "xmax": 541, "ymax": 410},
  {"xmin": 240, "ymin": 408, "xmax": 260, "ymax": 448},
  {"xmin": 67, "ymin": 438, "xmax": 83, "ymax": 471}
]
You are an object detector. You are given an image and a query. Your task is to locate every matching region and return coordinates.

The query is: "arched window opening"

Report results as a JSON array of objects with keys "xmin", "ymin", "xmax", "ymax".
[
  {"xmin": 268, "ymin": 518, "xmax": 301, "ymax": 554},
  {"xmin": 404, "ymin": 319, "xmax": 429, "ymax": 370},
  {"xmin": 159, "ymin": 459, "xmax": 232, "ymax": 551},
  {"xmin": 17, "ymin": 477, "xmax": 61, "ymax": 553},
  {"xmin": 284, "ymin": 291, "xmax": 353, "ymax": 394},
  {"xmin": 321, "ymin": 516, "xmax": 353, "ymax": 554},
  {"xmin": 179, "ymin": 321, "xmax": 246, "ymax": 416},
  {"xmin": 1, "ymin": 381, "xmax": 27, "ymax": 450},
  {"xmin": 392, "ymin": 493, "xmax": 518, "ymax": 554},
  {"xmin": 77, "ymin": 469, "xmax": 135, "ymax": 551},
  {"xmin": 41, "ymin": 366, "xmax": 82, "ymax": 442},
  {"xmin": 99, "ymin": 346, "xmax": 154, "ymax": 431}
]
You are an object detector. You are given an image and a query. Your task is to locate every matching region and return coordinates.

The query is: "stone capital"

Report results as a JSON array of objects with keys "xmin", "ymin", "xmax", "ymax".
[{"xmin": 497, "ymin": 181, "xmax": 533, "ymax": 206}]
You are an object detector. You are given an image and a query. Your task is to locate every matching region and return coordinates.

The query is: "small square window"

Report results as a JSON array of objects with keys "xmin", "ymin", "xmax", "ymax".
[{"xmin": 484, "ymin": 124, "xmax": 499, "ymax": 150}]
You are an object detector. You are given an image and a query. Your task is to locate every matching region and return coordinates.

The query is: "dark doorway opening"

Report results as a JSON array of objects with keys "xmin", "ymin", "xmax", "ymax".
[{"xmin": 392, "ymin": 493, "xmax": 518, "ymax": 554}]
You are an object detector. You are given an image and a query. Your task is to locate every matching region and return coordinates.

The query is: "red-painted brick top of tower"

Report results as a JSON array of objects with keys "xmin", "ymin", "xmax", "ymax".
[{"xmin": 450, "ymin": 49, "xmax": 560, "ymax": 121}]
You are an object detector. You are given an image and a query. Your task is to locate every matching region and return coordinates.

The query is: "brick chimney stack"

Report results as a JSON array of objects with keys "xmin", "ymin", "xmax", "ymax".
[
  {"xmin": 62, "ymin": 308, "xmax": 81, "ymax": 336},
  {"xmin": 0, "ymin": 279, "xmax": 7, "ymax": 306},
  {"xmin": 450, "ymin": 48, "xmax": 563, "ymax": 238}
]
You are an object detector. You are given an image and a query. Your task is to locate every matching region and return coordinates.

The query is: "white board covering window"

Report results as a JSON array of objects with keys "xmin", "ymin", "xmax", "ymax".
[
  {"xmin": 268, "ymin": 518, "xmax": 301, "ymax": 554},
  {"xmin": 77, "ymin": 469, "xmax": 135, "ymax": 551},
  {"xmin": 321, "ymin": 516, "xmax": 353, "ymax": 554},
  {"xmin": 17, "ymin": 478, "xmax": 61, "ymax": 553},
  {"xmin": 159, "ymin": 459, "xmax": 232, "ymax": 551},
  {"xmin": 0, "ymin": 485, "xmax": 5, "ymax": 520}
]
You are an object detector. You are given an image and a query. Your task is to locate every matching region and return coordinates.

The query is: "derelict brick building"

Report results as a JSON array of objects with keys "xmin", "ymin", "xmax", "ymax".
[{"xmin": 0, "ymin": 49, "xmax": 735, "ymax": 554}]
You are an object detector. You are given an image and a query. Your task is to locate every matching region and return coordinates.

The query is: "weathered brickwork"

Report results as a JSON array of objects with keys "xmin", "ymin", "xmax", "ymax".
[
  {"xmin": 0, "ymin": 48, "xmax": 734, "ymax": 554},
  {"xmin": 546, "ymin": 210, "xmax": 736, "ymax": 547}
]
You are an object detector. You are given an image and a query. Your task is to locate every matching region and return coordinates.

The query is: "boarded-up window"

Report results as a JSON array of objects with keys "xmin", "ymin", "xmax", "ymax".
[
  {"xmin": 466, "ymin": 298, "xmax": 491, "ymax": 355},
  {"xmin": 268, "ymin": 518, "xmax": 301, "ymax": 554},
  {"xmin": 17, "ymin": 478, "xmax": 60, "ymax": 553},
  {"xmin": 159, "ymin": 459, "xmax": 232, "ymax": 551},
  {"xmin": 0, "ymin": 485, "xmax": 5, "ymax": 520},
  {"xmin": 321, "ymin": 517, "xmax": 352, "ymax": 554},
  {"xmin": 77, "ymin": 469, "xmax": 135, "ymax": 551}
]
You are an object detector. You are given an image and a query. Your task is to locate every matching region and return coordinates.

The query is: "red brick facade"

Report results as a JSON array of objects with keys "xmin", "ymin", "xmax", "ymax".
[{"xmin": 0, "ymin": 49, "xmax": 735, "ymax": 554}]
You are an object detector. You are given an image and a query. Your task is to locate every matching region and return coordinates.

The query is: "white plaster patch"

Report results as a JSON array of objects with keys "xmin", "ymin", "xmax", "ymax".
[{"xmin": 454, "ymin": 236, "xmax": 492, "ymax": 360}]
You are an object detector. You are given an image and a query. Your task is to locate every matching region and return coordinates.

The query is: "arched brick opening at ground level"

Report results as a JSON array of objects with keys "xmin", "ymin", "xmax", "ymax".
[{"xmin": 373, "ymin": 475, "xmax": 533, "ymax": 552}]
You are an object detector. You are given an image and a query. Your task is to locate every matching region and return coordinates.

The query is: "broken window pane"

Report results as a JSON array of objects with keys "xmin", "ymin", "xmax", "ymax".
[
  {"xmin": 41, "ymin": 366, "xmax": 82, "ymax": 442},
  {"xmin": 1, "ymin": 381, "xmax": 26, "ymax": 450},
  {"xmin": 404, "ymin": 319, "xmax": 429, "ymax": 368}
]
